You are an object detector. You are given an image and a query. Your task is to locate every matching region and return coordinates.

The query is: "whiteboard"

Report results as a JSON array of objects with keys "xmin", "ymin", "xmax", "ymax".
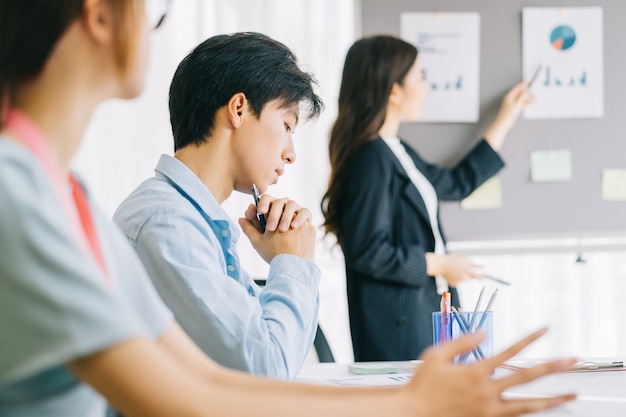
[{"xmin": 360, "ymin": 0, "xmax": 626, "ymax": 241}]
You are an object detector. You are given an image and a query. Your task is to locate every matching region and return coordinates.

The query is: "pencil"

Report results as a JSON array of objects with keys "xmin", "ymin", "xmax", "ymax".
[
  {"xmin": 451, "ymin": 306, "xmax": 484, "ymax": 362},
  {"xmin": 475, "ymin": 288, "xmax": 499, "ymax": 333},
  {"xmin": 468, "ymin": 286, "xmax": 485, "ymax": 331}
]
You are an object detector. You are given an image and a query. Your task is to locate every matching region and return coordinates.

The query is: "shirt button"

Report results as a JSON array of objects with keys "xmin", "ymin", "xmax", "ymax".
[
  {"xmin": 222, "ymin": 230, "xmax": 229, "ymax": 237},
  {"xmin": 227, "ymin": 265, "xmax": 235, "ymax": 272}
]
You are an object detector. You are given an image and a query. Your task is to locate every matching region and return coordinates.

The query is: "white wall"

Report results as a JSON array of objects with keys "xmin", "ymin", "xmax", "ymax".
[{"xmin": 453, "ymin": 244, "xmax": 626, "ymax": 359}]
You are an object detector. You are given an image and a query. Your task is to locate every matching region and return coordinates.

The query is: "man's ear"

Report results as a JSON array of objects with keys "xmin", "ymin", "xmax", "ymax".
[
  {"xmin": 226, "ymin": 92, "xmax": 248, "ymax": 128},
  {"xmin": 82, "ymin": 0, "xmax": 115, "ymax": 45}
]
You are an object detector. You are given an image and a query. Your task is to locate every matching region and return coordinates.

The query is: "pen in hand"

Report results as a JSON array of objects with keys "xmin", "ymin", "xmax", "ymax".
[
  {"xmin": 251, "ymin": 184, "xmax": 266, "ymax": 233},
  {"xmin": 482, "ymin": 274, "xmax": 511, "ymax": 286},
  {"xmin": 527, "ymin": 64, "xmax": 543, "ymax": 90}
]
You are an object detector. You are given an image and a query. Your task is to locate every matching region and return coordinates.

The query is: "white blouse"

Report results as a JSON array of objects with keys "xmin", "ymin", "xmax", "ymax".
[{"xmin": 381, "ymin": 136, "xmax": 448, "ymax": 293}]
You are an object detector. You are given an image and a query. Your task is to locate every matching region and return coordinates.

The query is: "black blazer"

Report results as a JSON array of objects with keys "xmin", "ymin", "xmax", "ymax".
[{"xmin": 337, "ymin": 137, "xmax": 504, "ymax": 361}]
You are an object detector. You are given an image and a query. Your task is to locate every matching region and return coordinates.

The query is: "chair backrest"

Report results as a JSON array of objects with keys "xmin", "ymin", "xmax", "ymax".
[{"xmin": 313, "ymin": 325, "xmax": 335, "ymax": 363}]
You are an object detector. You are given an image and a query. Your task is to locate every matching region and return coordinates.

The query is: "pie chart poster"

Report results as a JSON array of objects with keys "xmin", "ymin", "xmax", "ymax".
[{"xmin": 522, "ymin": 7, "xmax": 603, "ymax": 119}]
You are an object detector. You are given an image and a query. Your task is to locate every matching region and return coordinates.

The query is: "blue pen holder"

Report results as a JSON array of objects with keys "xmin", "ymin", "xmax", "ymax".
[{"xmin": 432, "ymin": 311, "xmax": 494, "ymax": 364}]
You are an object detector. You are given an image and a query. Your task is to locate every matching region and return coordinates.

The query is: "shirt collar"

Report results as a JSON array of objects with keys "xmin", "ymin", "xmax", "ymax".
[
  {"xmin": 380, "ymin": 135, "xmax": 400, "ymax": 144},
  {"xmin": 154, "ymin": 154, "xmax": 240, "ymax": 240}
]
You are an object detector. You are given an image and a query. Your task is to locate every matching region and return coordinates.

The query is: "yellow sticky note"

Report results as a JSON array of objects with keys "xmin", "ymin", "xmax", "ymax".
[
  {"xmin": 461, "ymin": 177, "xmax": 502, "ymax": 210},
  {"xmin": 602, "ymin": 169, "xmax": 626, "ymax": 201}
]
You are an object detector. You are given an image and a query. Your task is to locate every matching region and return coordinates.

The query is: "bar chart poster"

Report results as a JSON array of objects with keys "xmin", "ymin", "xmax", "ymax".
[
  {"xmin": 522, "ymin": 7, "xmax": 604, "ymax": 119},
  {"xmin": 400, "ymin": 12, "xmax": 480, "ymax": 122}
]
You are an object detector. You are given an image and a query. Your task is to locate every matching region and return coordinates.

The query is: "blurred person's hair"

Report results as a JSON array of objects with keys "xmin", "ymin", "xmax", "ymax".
[{"xmin": 0, "ymin": 0, "xmax": 137, "ymax": 125}]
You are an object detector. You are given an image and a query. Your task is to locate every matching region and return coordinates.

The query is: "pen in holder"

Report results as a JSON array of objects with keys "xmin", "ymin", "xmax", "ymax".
[
  {"xmin": 437, "ymin": 292, "xmax": 452, "ymax": 344},
  {"xmin": 432, "ymin": 310, "xmax": 494, "ymax": 364}
]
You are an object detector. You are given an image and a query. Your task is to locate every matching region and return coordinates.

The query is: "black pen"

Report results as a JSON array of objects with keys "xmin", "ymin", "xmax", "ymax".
[{"xmin": 251, "ymin": 184, "xmax": 266, "ymax": 233}]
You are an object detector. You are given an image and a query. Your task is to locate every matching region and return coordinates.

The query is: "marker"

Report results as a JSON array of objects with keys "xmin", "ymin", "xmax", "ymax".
[
  {"xmin": 482, "ymin": 274, "xmax": 511, "ymax": 286},
  {"xmin": 440, "ymin": 291, "xmax": 451, "ymax": 313},
  {"xmin": 527, "ymin": 64, "xmax": 543, "ymax": 89},
  {"xmin": 251, "ymin": 184, "xmax": 266, "ymax": 233},
  {"xmin": 440, "ymin": 291, "xmax": 452, "ymax": 343}
]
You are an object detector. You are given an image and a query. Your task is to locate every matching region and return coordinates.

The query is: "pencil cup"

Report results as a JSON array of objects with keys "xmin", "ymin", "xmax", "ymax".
[{"xmin": 432, "ymin": 311, "xmax": 494, "ymax": 364}]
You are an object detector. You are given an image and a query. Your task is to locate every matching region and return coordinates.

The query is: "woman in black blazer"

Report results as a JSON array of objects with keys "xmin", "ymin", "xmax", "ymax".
[{"xmin": 322, "ymin": 35, "xmax": 533, "ymax": 361}]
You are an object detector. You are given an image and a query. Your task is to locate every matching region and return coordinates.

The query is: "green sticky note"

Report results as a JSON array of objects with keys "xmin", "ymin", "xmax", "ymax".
[{"xmin": 348, "ymin": 364, "xmax": 399, "ymax": 375}]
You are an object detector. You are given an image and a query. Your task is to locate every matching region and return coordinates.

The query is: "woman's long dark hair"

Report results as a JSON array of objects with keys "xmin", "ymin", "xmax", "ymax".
[{"xmin": 321, "ymin": 35, "xmax": 418, "ymax": 246}]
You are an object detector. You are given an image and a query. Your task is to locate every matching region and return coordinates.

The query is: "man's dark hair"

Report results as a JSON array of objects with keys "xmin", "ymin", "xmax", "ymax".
[{"xmin": 169, "ymin": 32, "xmax": 323, "ymax": 151}]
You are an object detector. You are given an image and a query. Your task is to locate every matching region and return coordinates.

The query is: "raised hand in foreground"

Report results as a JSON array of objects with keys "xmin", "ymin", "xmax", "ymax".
[{"xmin": 404, "ymin": 328, "xmax": 576, "ymax": 417}]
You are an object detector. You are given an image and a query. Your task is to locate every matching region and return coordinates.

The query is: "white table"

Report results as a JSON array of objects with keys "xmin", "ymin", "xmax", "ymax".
[{"xmin": 296, "ymin": 361, "xmax": 626, "ymax": 416}]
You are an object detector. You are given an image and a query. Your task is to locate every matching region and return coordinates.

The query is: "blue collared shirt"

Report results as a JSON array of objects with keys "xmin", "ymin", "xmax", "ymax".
[{"xmin": 113, "ymin": 155, "xmax": 320, "ymax": 379}]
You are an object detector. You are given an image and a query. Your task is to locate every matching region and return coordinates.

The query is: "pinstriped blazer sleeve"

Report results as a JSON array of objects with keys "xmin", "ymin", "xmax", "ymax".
[
  {"xmin": 408, "ymin": 139, "xmax": 505, "ymax": 201},
  {"xmin": 338, "ymin": 140, "xmax": 431, "ymax": 287}
]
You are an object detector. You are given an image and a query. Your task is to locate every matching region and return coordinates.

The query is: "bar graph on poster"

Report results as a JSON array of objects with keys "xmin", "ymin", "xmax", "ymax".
[
  {"xmin": 400, "ymin": 12, "xmax": 480, "ymax": 122},
  {"xmin": 522, "ymin": 7, "xmax": 604, "ymax": 119}
]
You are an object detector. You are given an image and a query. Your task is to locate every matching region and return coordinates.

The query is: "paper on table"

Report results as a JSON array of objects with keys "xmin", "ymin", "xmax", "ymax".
[
  {"xmin": 461, "ymin": 177, "xmax": 502, "ymax": 210},
  {"xmin": 602, "ymin": 169, "xmax": 626, "ymax": 201},
  {"xmin": 530, "ymin": 149, "xmax": 572, "ymax": 182},
  {"xmin": 295, "ymin": 374, "xmax": 413, "ymax": 387}
]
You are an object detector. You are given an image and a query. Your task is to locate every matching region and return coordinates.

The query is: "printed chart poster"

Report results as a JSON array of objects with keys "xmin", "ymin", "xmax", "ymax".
[
  {"xmin": 400, "ymin": 13, "xmax": 480, "ymax": 122},
  {"xmin": 523, "ymin": 7, "xmax": 604, "ymax": 119}
]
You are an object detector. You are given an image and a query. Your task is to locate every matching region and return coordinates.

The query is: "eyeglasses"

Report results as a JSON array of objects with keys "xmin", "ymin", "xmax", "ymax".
[{"xmin": 145, "ymin": 0, "xmax": 170, "ymax": 30}]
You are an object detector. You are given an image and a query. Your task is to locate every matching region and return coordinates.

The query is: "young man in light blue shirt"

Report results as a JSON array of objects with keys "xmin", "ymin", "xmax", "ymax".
[{"xmin": 114, "ymin": 32, "xmax": 324, "ymax": 379}]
